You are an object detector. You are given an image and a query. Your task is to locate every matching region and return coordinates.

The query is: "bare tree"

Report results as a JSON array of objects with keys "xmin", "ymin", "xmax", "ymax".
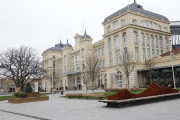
[
  {"xmin": 144, "ymin": 58, "xmax": 157, "ymax": 84},
  {"xmin": 81, "ymin": 64, "xmax": 91, "ymax": 93},
  {"xmin": 0, "ymin": 46, "xmax": 42, "ymax": 92},
  {"xmin": 83, "ymin": 55, "xmax": 100, "ymax": 93},
  {"xmin": 119, "ymin": 52, "xmax": 136, "ymax": 91}
]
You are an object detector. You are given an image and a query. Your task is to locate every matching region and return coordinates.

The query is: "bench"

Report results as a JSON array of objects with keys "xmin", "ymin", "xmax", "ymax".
[
  {"xmin": 99, "ymin": 92, "xmax": 180, "ymax": 108},
  {"xmin": 66, "ymin": 93, "xmax": 107, "ymax": 99}
]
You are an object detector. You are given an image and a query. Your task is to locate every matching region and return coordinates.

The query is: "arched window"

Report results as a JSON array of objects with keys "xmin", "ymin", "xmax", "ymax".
[{"xmin": 133, "ymin": 20, "xmax": 137, "ymax": 25}]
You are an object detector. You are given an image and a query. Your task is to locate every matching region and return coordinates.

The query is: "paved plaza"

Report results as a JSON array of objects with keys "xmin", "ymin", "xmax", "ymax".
[{"xmin": 0, "ymin": 90, "xmax": 180, "ymax": 120}]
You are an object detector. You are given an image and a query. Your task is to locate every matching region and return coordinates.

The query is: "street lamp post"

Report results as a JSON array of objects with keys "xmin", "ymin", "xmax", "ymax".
[
  {"xmin": 48, "ymin": 67, "xmax": 54, "ymax": 94},
  {"xmin": 170, "ymin": 50, "xmax": 176, "ymax": 89}
]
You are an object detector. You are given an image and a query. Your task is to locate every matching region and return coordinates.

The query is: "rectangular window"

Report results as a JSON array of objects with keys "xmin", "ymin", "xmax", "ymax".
[
  {"xmin": 113, "ymin": 21, "xmax": 118, "ymax": 30},
  {"xmin": 76, "ymin": 63, "xmax": 80, "ymax": 70},
  {"xmin": 98, "ymin": 48, "xmax": 101, "ymax": 56},
  {"xmin": 156, "ymin": 49, "xmax": 159, "ymax": 56},
  {"xmin": 146, "ymin": 34, "xmax": 149, "ymax": 47},
  {"xmin": 72, "ymin": 65, "xmax": 75, "ymax": 70},
  {"xmin": 64, "ymin": 55, "xmax": 66, "ymax": 64},
  {"xmin": 102, "ymin": 47, "xmax": 105, "ymax": 56},
  {"xmin": 134, "ymin": 32, "xmax": 138, "ymax": 45},
  {"xmin": 154, "ymin": 24, "xmax": 157, "ymax": 29},
  {"xmin": 121, "ymin": 20, "xmax": 125, "ymax": 26},
  {"xmin": 115, "ymin": 35, "xmax": 120, "ymax": 49},
  {"xmin": 152, "ymin": 49, "xmax": 155, "ymax": 58},
  {"xmin": 155, "ymin": 36, "xmax": 159, "ymax": 48},
  {"xmin": 135, "ymin": 47, "xmax": 139, "ymax": 62},
  {"xmin": 165, "ymin": 37, "xmax": 169, "ymax": 52},
  {"xmin": 82, "ymin": 49, "xmax": 85, "ymax": 58},
  {"xmin": 142, "ymin": 48, "xmax": 146, "ymax": 60},
  {"xmin": 116, "ymin": 50, "xmax": 120, "ymax": 64},
  {"xmin": 95, "ymin": 49, "xmax": 98, "ymax": 57},
  {"xmin": 149, "ymin": 22, "xmax": 152, "ymax": 28},
  {"xmin": 144, "ymin": 21, "xmax": 148, "ymax": 27},
  {"xmin": 108, "ymin": 38, "xmax": 112, "ymax": 51},
  {"xmin": 111, "ymin": 75, "xmax": 114, "ymax": 84},
  {"xmin": 124, "ymin": 47, "xmax": 128, "ymax": 61},
  {"xmin": 141, "ymin": 33, "xmax": 145, "ymax": 46},
  {"xmin": 159, "ymin": 37, "xmax": 163, "ymax": 49},
  {"xmin": 140, "ymin": 21, "xmax": 143, "ymax": 26},
  {"xmin": 161, "ymin": 50, "xmax": 163, "ymax": 55},
  {"xmin": 72, "ymin": 56, "xmax": 74, "ymax": 64},
  {"xmin": 109, "ymin": 52, "xmax": 113, "ymax": 66},
  {"xmin": 53, "ymin": 61, "xmax": 55, "ymax": 69},
  {"xmin": 123, "ymin": 33, "xmax": 127, "ymax": 47},
  {"xmin": 164, "ymin": 27, "xmax": 167, "ymax": 32},
  {"xmin": 158, "ymin": 26, "xmax": 161, "ymax": 31},
  {"xmin": 151, "ymin": 35, "xmax": 154, "ymax": 47},
  {"xmin": 76, "ymin": 54, "xmax": 80, "ymax": 63},
  {"xmin": 107, "ymin": 26, "xmax": 111, "ymax": 33},
  {"xmin": 147, "ymin": 48, "xmax": 151, "ymax": 59}
]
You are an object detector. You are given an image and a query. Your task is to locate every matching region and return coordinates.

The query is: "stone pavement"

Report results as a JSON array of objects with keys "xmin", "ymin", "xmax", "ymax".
[{"xmin": 0, "ymin": 89, "xmax": 180, "ymax": 120}]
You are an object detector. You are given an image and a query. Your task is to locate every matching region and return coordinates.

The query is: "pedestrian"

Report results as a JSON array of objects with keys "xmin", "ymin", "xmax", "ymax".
[{"xmin": 61, "ymin": 90, "xmax": 64, "ymax": 95}]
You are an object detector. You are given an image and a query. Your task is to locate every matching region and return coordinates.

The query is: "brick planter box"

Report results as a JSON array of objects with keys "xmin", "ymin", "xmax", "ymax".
[{"xmin": 8, "ymin": 96, "xmax": 49, "ymax": 104}]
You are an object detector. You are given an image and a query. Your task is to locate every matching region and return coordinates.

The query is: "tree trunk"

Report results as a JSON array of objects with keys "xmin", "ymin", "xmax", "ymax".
[
  {"xmin": 86, "ymin": 83, "xmax": 87, "ymax": 93},
  {"xmin": 16, "ymin": 87, "xmax": 20, "ymax": 92},
  {"xmin": 92, "ymin": 82, "xmax": 94, "ymax": 93},
  {"xmin": 127, "ymin": 76, "xmax": 130, "ymax": 91}
]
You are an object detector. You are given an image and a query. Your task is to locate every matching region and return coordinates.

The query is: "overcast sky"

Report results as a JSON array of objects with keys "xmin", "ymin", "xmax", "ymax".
[{"xmin": 0, "ymin": 0, "xmax": 179, "ymax": 58}]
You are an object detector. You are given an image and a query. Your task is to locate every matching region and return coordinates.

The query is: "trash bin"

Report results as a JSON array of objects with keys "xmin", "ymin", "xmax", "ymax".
[{"xmin": 61, "ymin": 91, "xmax": 63, "ymax": 95}]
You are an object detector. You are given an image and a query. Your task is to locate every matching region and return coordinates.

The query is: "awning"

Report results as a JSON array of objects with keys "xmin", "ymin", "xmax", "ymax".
[
  {"xmin": 138, "ymin": 64, "xmax": 180, "ymax": 72},
  {"xmin": 62, "ymin": 70, "xmax": 81, "ymax": 75}
]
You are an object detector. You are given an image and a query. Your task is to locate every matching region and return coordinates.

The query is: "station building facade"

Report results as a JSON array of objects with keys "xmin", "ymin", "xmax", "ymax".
[{"xmin": 41, "ymin": 2, "xmax": 180, "ymax": 92}]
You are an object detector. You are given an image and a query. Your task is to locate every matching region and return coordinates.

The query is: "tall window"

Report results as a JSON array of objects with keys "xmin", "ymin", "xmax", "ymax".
[
  {"xmin": 111, "ymin": 75, "xmax": 114, "ymax": 84},
  {"xmin": 147, "ymin": 48, "xmax": 151, "ymax": 59},
  {"xmin": 152, "ymin": 49, "xmax": 155, "ymax": 58},
  {"xmin": 115, "ymin": 35, "xmax": 120, "ymax": 49},
  {"xmin": 142, "ymin": 48, "xmax": 146, "ymax": 60},
  {"xmin": 124, "ymin": 47, "xmax": 128, "ymax": 61},
  {"xmin": 53, "ymin": 61, "xmax": 55, "ymax": 68},
  {"xmin": 135, "ymin": 47, "xmax": 139, "ymax": 62},
  {"xmin": 154, "ymin": 24, "xmax": 157, "ymax": 29},
  {"xmin": 165, "ymin": 37, "xmax": 169, "ymax": 52},
  {"xmin": 151, "ymin": 35, "xmax": 154, "ymax": 47},
  {"xmin": 164, "ymin": 27, "xmax": 167, "ymax": 32},
  {"xmin": 121, "ymin": 20, "xmax": 125, "ymax": 26},
  {"xmin": 144, "ymin": 21, "xmax": 148, "ymax": 27},
  {"xmin": 146, "ymin": 34, "xmax": 149, "ymax": 47},
  {"xmin": 159, "ymin": 37, "xmax": 163, "ymax": 49},
  {"xmin": 76, "ymin": 54, "xmax": 80, "ymax": 63},
  {"xmin": 109, "ymin": 52, "xmax": 113, "ymax": 66},
  {"xmin": 155, "ymin": 36, "xmax": 159, "ymax": 48},
  {"xmin": 72, "ymin": 56, "xmax": 74, "ymax": 64},
  {"xmin": 158, "ymin": 26, "xmax": 161, "ymax": 31},
  {"xmin": 116, "ymin": 50, "xmax": 120, "ymax": 64},
  {"xmin": 123, "ymin": 32, "xmax": 127, "ymax": 47},
  {"xmin": 156, "ymin": 49, "xmax": 159, "ymax": 56},
  {"xmin": 113, "ymin": 21, "xmax": 118, "ymax": 30},
  {"xmin": 107, "ymin": 26, "xmax": 111, "ymax": 32},
  {"xmin": 161, "ymin": 50, "xmax": 163, "ymax": 55},
  {"xmin": 134, "ymin": 31, "xmax": 138, "ymax": 45},
  {"xmin": 140, "ymin": 21, "xmax": 143, "ymax": 26},
  {"xmin": 98, "ymin": 48, "xmax": 101, "ymax": 56},
  {"xmin": 64, "ymin": 55, "xmax": 66, "ymax": 64},
  {"xmin": 141, "ymin": 33, "xmax": 145, "ymax": 46},
  {"xmin": 82, "ymin": 49, "xmax": 85, "ymax": 58},
  {"xmin": 102, "ymin": 47, "xmax": 105, "ymax": 56},
  {"xmin": 108, "ymin": 38, "xmax": 112, "ymax": 51},
  {"xmin": 149, "ymin": 22, "xmax": 152, "ymax": 28}
]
